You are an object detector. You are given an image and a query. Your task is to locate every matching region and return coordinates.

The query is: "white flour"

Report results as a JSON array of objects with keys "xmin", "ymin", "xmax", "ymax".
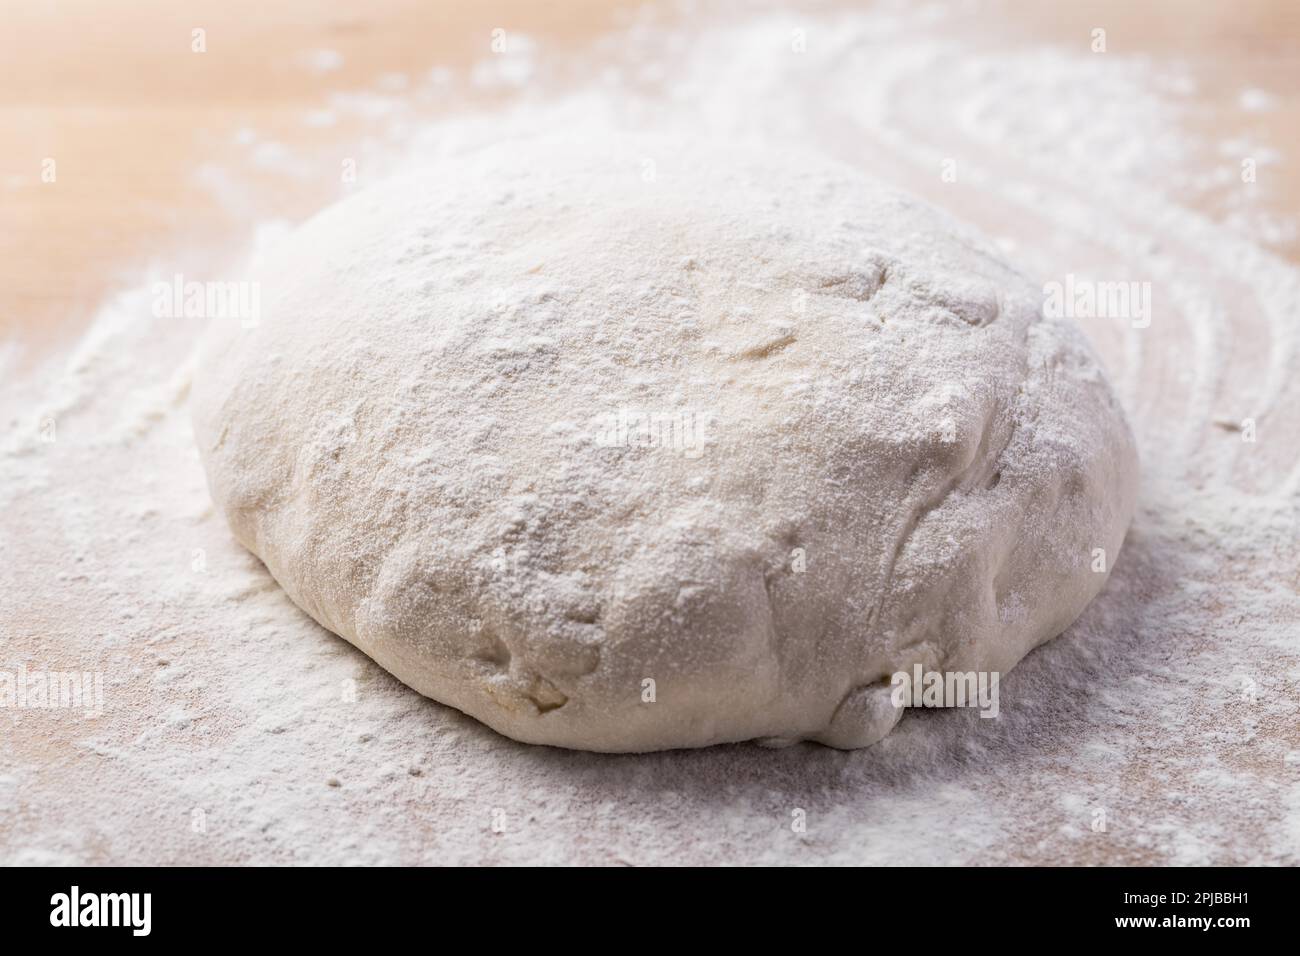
[
  {"xmin": 2, "ymin": 0, "xmax": 1298, "ymax": 864},
  {"xmin": 189, "ymin": 133, "xmax": 1140, "ymax": 754}
]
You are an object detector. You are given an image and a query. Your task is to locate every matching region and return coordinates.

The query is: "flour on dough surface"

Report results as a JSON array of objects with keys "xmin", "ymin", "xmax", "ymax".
[
  {"xmin": 4, "ymin": 1, "xmax": 1299, "ymax": 864},
  {"xmin": 192, "ymin": 137, "xmax": 1137, "ymax": 751}
]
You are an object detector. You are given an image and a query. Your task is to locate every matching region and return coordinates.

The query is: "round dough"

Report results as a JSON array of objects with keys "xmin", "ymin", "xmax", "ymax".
[{"xmin": 192, "ymin": 136, "xmax": 1138, "ymax": 752}]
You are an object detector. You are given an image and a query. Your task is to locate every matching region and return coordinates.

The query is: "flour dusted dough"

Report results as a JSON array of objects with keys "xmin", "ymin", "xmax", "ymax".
[{"xmin": 192, "ymin": 137, "xmax": 1138, "ymax": 752}]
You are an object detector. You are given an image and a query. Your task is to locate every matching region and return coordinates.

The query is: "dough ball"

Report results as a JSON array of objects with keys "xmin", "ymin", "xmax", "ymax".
[{"xmin": 192, "ymin": 137, "xmax": 1138, "ymax": 751}]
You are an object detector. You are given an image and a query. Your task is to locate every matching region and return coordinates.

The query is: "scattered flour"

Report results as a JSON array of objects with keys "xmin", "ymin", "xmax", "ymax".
[{"xmin": 2, "ymin": 0, "xmax": 1298, "ymax": 864}]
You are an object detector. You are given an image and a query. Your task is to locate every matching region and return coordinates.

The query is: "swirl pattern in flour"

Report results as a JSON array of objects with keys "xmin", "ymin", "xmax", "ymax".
[{"xmin": 4, "ymin": 0, "xmax": 1299, "ymax": 863}]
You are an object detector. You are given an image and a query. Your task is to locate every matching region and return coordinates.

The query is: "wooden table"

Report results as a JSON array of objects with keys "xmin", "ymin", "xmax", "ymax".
[{"xmin": 3, "ymin": 0, "xmax": 1298, "ymax": 866}]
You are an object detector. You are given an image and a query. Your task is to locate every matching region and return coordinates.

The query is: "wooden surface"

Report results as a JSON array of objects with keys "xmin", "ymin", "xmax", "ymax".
[
  {"xmin": 2, "ymin": 1, "xmax": 1298, "ymax": 866},
  {"xmin": 2, "ymin": 0, "xmax": 1297, "ymax": 362},
  {"xmin": 0, "ymin": 0, "xmax": 635, "ymax": 357}
]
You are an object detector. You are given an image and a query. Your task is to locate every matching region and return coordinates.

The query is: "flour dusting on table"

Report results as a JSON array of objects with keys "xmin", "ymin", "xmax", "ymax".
[{"xmin": 2, "ymin": 0, "xmax": 1298, "ymax": 864}]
